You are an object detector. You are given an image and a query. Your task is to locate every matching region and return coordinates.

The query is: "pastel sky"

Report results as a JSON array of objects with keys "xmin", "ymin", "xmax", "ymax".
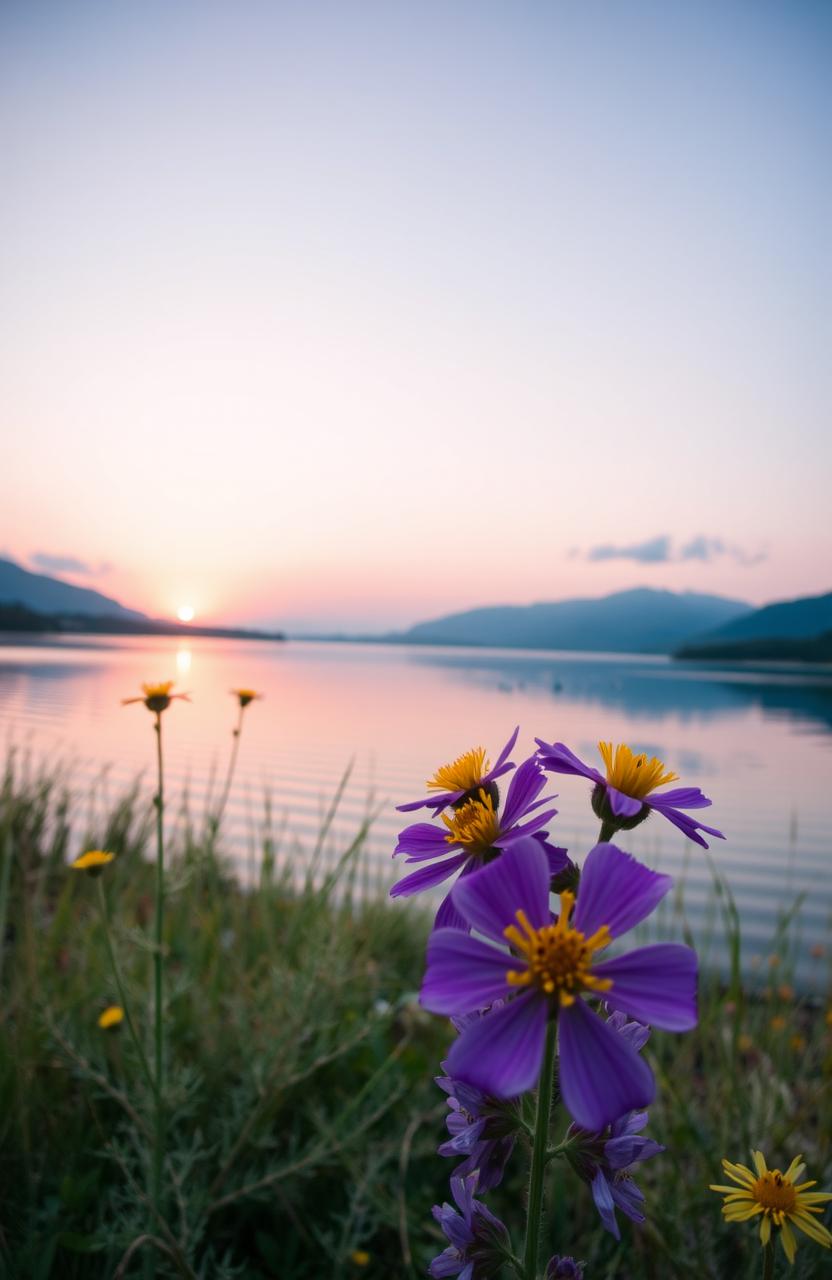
[{"xmin": 2, "ymin": 1, "xmax": 830, "ymax": 631}]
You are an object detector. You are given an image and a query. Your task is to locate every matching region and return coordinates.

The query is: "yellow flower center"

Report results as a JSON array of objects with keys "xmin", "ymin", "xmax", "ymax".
[
  {"xmin": 503, "ymin": 891, "xmax": 613, "ymax": 1006},
  {"xmin": 98, "ymin": 1006, "xmax": 125, "ymax": 1030},
  {"xmin": 71, "ymin": 850, "xmax": 115, "ymax": 871},
  {"xmin": 598, "ymin": 742, "xmax": 678, "ymax": 799},
  {"xmin": 752, "ymin": 1171, "xmax": 797, "ymax": 1215},
  {"xmin": 428, "ymin": 746, "xmax": 489, "ymax": 793},
  {"xmin": 441, "ymin": 791, "xmax": 501, "ymax": 852},
  {"xmin": 142, "ymin": 681, "xmax": 174, "ymax": 699}
]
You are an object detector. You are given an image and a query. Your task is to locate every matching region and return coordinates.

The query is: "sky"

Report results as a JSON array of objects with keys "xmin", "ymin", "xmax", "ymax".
[{"xmin": 1, "ymin": 0, "xmax": 830, "ymax": 632}]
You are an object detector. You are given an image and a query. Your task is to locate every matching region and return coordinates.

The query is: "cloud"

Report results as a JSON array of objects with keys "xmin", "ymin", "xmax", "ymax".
[
  {"xmin": 31, "ymin": 552, "xmax": 112, "ymax": 577},
  {"xmin": 581, "ymin": 534, "xmax": 766, "ymax": 567},
  {"xmin": 587, "ymin": 535, "xmax": 672, "ymax": 564},
  {"xmin": 679, "ymin": 535, "xmax": 767, "ymax": 567}
]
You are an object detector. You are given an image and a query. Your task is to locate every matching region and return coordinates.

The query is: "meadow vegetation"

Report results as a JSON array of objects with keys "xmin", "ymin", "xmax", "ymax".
[{"xmin": 0, "ymin": 749, "xmax": 829, "ymax": 1278}]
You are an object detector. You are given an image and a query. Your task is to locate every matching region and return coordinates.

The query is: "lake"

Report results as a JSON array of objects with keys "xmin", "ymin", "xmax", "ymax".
[{"xmin": 1, "ymin": 634, "xmax": 830, "ymax": 985}]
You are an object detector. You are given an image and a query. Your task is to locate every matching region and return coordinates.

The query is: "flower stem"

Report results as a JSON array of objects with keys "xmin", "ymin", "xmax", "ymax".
[
  {"xmin": 96, "ymin": 878, "xmax": 156, "ymax": 1097},
  {"xmin": 152, "ymin": 711, "xmax": 166, "ymax": 1227},
  {"xmin": 597, "ymin": 820, "xmax": 617, "ymax": 843},
  {"xmin": 523, "ymin": 1017, "xmax": 557, "ymax": 1280},
  {"xmin": 213, "ymin": 704, "xmax": 245, "ymax": 830},
  {"xmin": 762, "ymin": 1240, "xmax": 775, "ymax": 1280}
]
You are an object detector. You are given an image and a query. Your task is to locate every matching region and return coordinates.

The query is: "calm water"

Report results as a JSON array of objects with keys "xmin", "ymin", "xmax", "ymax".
[{"xmin": 1, "ymin": 634, "xmax": 831, "ymax": 984}]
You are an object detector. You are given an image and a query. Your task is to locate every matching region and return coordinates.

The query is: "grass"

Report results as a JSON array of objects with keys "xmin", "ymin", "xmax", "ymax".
[{"xmin": 0, "ymin": 748, "xmax": 830, "ymax": 1279}]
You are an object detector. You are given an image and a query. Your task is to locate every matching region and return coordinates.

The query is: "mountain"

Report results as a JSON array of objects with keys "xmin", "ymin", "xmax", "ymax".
[
  {"xmin": 0, "ymin": 557, "xmax": 147, "ymax": 621},
  {"xmin": 676, "ymin": 630, "xmax": 832, "ymax": 663},
  {"xmin": 681, "ymin": 590, "xmax": 832, "ymax": 647},
  {"xmin": 395, "ymin": 588, "xmax": 752, "ymax": 654}
]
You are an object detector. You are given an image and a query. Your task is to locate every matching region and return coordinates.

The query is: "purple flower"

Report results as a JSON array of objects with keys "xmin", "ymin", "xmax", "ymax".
[
  {"xmin": 391, "ymin": 756, "xmax": 566, "ymax": 930},
  {"xmin": 565, "ymin": 1013, "xmax": 664, "ymax": 1240},
  {"xmin": 420, "ymin": 839, "xmax": 698, "ymax": 1130},
  {"xmin": 429, "ymin": 1172, "xmax": 510, "ymax": 1279},
  {"xmin": 398, "ymin": 727, "xmax": 520, "ymax": 816},
  {"xmin": 545, "ymin": 1258, "xmax": 585, "ymax": 1279},
  {"xmin": 436, "ymin": 1068, "xmax": 517, "ymax": 1191},
  {"xmin": 535, "ymin": 739, "xmax": 724, "ymax": 849}
]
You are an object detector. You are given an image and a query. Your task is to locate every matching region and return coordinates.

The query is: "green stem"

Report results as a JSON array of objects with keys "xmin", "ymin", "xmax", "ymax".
[
  {"xmin": 523, "ymin": 1017, "xmax": 557, "ymax": 1280},
  {"xmin": 152, "ymin": 712, "xmax": 165, "ymax": 1228},
  {"xmin": 597, "ymin": 820, "xmax": 617, "ymax": 843},
  {"xmin": 213, "ymin": 705, "xmax": 245, "ymax": 830},
  {"xmin": 762, "ymin": 1240, "xmax": 775, "ymax": 1280},
  {"xmin": 96, "ymin": 878, "xmax": 156, "ymax": 1097}
]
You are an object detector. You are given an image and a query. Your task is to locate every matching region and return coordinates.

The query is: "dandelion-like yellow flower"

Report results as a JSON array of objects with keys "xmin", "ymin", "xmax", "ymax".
[
  {"xmin": 71, "ymin": 850, "xmax": 115, "ymax": 876},
  {"xmin": 350, "ymin": 1250, "xmax": 370, "ymax": 1267},
  {"xmin": 231, "ymin": 688, "xmax": 262, "ymax": 708},
  {"xmin": 98, "ymin": 1005, "xmax": 124, "ymax": 1030},
  {"xmin": 710, "ymin": 1151, "xmax": 832, "ymax": 1264},
  {"xmin": 122, "ymin": 681, "xmax": 190, "ymax": 713}
]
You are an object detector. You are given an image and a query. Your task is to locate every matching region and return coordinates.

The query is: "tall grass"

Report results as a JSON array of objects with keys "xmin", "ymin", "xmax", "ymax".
[{"xmin": 0, "ymin": 751, "xmax": 829, "ymax": 1278}]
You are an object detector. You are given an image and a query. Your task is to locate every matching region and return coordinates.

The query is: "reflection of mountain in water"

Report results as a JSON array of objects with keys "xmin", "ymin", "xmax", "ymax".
[{"xmin": 409, "ymin": 650, "xmax": 832, "ymax": 736}]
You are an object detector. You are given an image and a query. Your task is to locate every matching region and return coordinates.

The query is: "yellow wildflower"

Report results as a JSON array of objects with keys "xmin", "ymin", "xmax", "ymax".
[
  {"xmin": 122, "ymin": 681, "xmax": 190, "ymax": 713},
  {"xmin": 710, "ymin": 1150, "xmax": 832, "ymax": 1264},
  {"xmin": 232, "ymin": 688, "xmax": 262, "ymax": 708},
  {"xmin": 71, "ymin": 850, "xmax": 115, "ymax": 876},
  {"xmin": 98, "ymin": 1005, "xmax": 124, "ymax": 1030}
]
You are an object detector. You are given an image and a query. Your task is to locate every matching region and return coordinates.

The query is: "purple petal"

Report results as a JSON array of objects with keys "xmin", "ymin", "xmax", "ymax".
[
  {"xmin": 650, "ymin": 786, "xmax": 713, "ymax": 809},
  {"xmin": 496, "ymin": 806, "xmax": 559, "ymax": 845},
  {"xmin": 450, "ymin": 1173, "xmax": 476, "ymax": 1221},
  {"xmin": 500, "ymin": 756, "xmax": 547, "ymax": 828},
  {"xmin": 593, "ymin": 943, "xmax": 698, "ymax": 1031},
  {"xmin": 646, "ymin": 800, "xmax": 725, "ymax": 848},
  {"xmin": 446, "ymin": 991, "xmax": 547, "ymax": 1098},
  {"xmin": 532, "ymin": 835, "xmax": 570, "ymax": 878},
  {"xmin": 610, "ymin": 1176, "xmax": 646, "ymax": 1223},
  {"xmin": 535, "ymin": 741, "xmax": 604, "ymax": 785},
  {"xmin": 558, "ymin": 998, "xmax": 655, "ymax": 1130},
  {"xmin": 605, "ymin": 1010, "xmax": 651, "ymax": 1052},
  {"xmin": 484, "ymin": 725, "xmax": 520, "ymax": 781},
  {"xmin": 604, "ymin": 1133, "xmax": 664, "ymax": 1170},
  {"xmin": 606, "ymin": 785, "xmax": 643, "ymax": 819},
  {"xmin": 395, "ymin": 822, "xmax": 451, "ymax": 859},
  {"xmin": 398, "ymin": 790, "xmax": 461, "ymax": 814},
  {"xmin": 434, "ymin": 858, "xmax": 480, "ymax": 930},
  {"xmin": 421, "ymin": 930, "xmax": 512, "ymax": 1015},
  {"xmin": 390, "ymin": 852, "xmax": 468, "ymax": 898},
  {"xmin": 429, "ymin": 1247, "xmax": 465, "ymax": 1278},
  {"xmin": 591, "ymin": 1169, "xmax": 620, "ymax": 1239},
  {"xmin": 452, "ymin": 840, "xmax": 551, "ymax": 943},
  {"xmin": 434, "ymin": 887, "xmax": 471, "ymax": 932},
  {"xmin": 573, "ymin": 843, "xmax": 672, "ymax": 940}
]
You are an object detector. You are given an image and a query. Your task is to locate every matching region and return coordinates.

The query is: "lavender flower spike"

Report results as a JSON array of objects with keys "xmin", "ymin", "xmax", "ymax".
[
  {"xmin": 545, "ymin": 1258, "xmax": 585, "ymax": 1279},
  {"xmin": 566, "ymin": 1012, "xmax": 665, "ymax": 1239},
  {"xmin": 429, "ymin": 1172, "xmax": 510, "ymax": 1279},
  {"xmin": 421, "ymin": 839, "xmax": 698, "ymax": 1130},
  {"xmin": 535, "ymin": 739, "xmax": 724, "ymax": 848}
]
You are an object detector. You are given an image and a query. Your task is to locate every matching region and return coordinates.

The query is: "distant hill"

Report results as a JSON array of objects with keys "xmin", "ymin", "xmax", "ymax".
[
  {"xmin": 0, "ymin": 559, "xmax": 285, "ymax": 641},
  {"xmin": 676, "ymin": 630, "xmax": 832, "ymax": 664},
  {"xmin": 0, "ymin": 557, "xmax": 147, "ymax": 621},
  {"xmin": 394, "ymin": 588, "xmax": 752, "ymax": 654},
  {"xmin": 683, "ymin": 590, "xmax": 832, "ymax": 647}
]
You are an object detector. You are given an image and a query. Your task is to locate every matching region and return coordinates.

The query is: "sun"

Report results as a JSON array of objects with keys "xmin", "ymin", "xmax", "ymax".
[{"xmin": 177, "ymin": 605, "xmax": 195, "ymax": 623}]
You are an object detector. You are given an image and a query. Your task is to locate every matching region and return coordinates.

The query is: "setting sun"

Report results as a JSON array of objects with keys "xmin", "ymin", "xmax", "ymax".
[{"xmin": 177, "ymin": 605, "xmax": 195, "ymax": 623}]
